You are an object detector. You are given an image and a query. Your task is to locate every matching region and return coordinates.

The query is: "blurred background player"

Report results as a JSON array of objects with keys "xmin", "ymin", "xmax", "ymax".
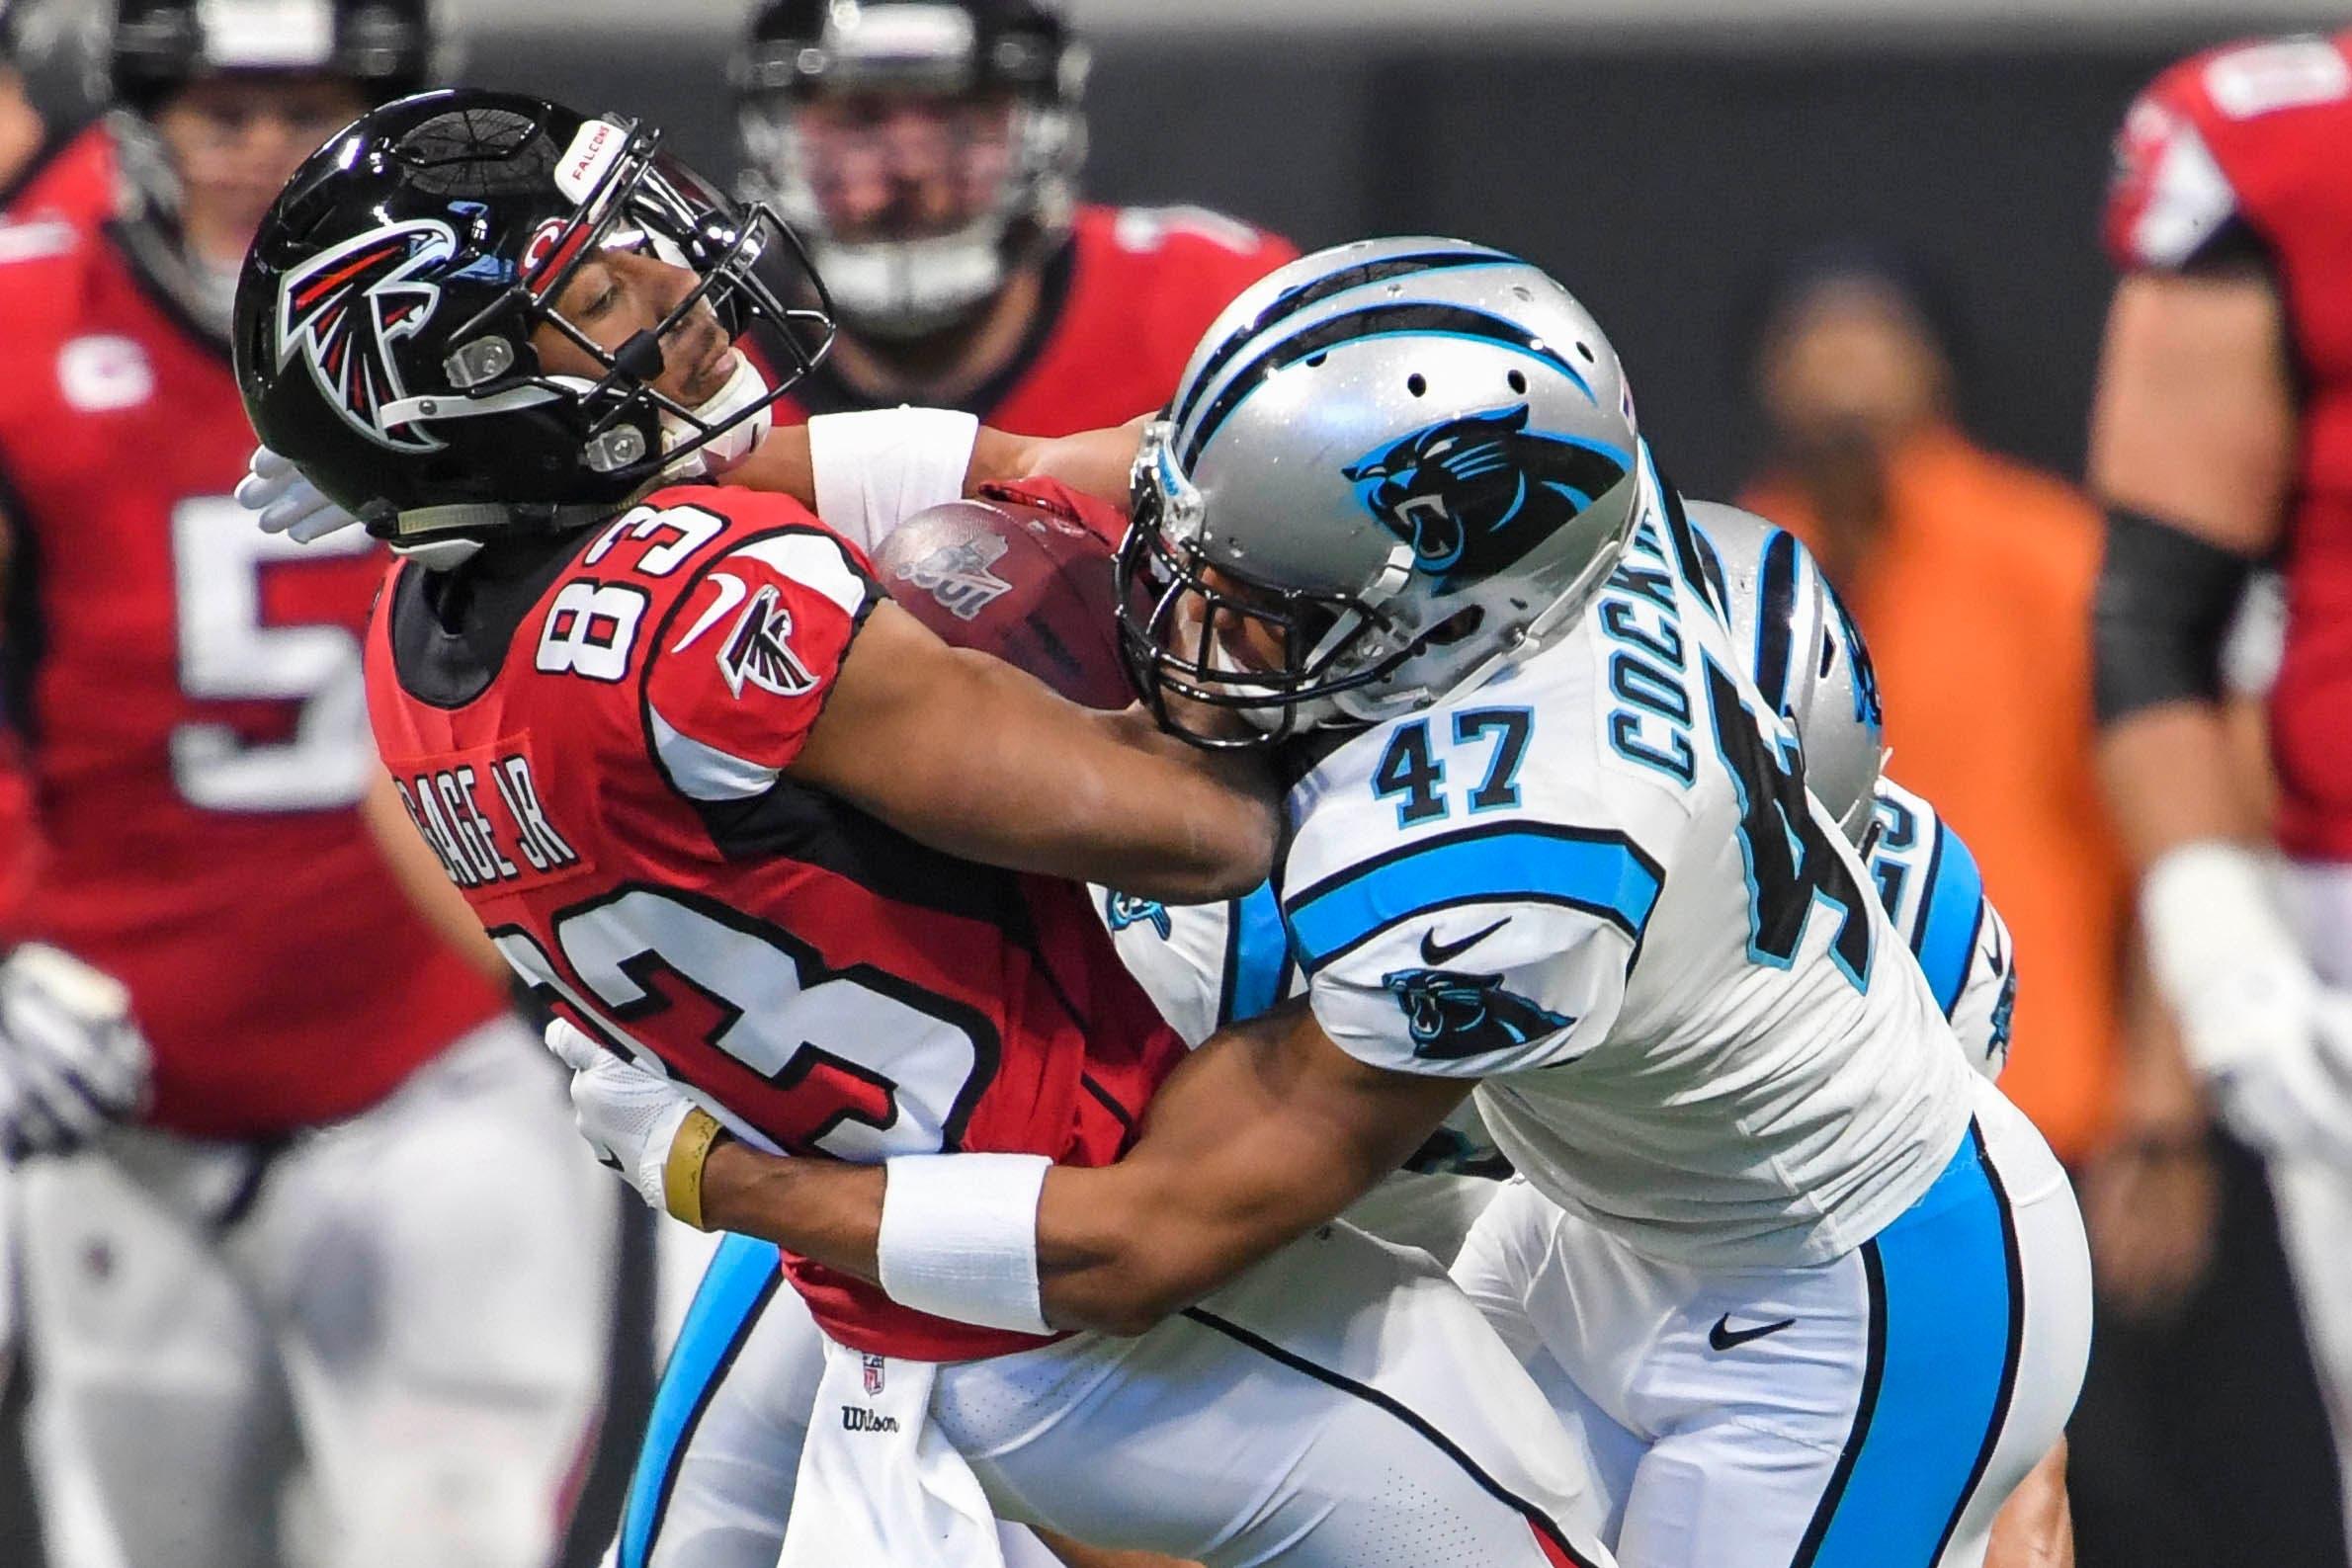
[
  {"xmin": 2091, "ymin": 27, "xmax": 2352, "ymax": 1568},
  {"xmin": 734, "ymin": 0, "xmax": 1294, "ymax": 428},
  {"xmin": 0, "ymin": 3, "xmax": 623, "ymax": 1565},
  {"xmin": 0, "ymin": 0, "xmax": 47, "ymax": 202}
]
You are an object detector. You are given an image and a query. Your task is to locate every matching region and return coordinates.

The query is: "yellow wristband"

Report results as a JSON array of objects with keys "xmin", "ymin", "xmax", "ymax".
[{"xmin": 663, "ymin": 1108, "xmax": 727, "ymax": 1230}]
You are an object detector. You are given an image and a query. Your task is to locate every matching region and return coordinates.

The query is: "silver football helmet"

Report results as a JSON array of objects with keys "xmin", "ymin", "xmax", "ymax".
[
  {"xmin": 1686, "ymin": 501, "xmax": 1886, "ymax": 845},
  {"xmin": 1117, "ymin": 236, "xmax": 1644, "ymax": 745}
]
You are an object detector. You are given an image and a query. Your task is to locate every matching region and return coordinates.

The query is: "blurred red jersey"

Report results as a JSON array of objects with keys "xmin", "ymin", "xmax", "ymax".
[
  {"xmin": 1, "ymin": 123, "xmax": 119, "ymax": 233},
  {"xmin": 363, "ymin": 482, "xmax": 1186, "ymax": 1361},
  {"xmin": 773, "ymin": 204, "xmax": 1298, "ymax": 435},
  {"xmin": 2107, "ymin": 31, "xmax": 2352, "ymax": 858},
  {"xmin": 0, "ymin": 198, "xmax": 504, "ymax": 1137}
]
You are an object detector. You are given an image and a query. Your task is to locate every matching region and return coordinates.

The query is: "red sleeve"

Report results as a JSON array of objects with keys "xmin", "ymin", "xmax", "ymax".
[
  {"xmin": 2105, "ymin": 35, "xmax": 2352, "ymax": 272},
  {"xmin": 975, "ymin": 476, "xmax": 1129, "ymax": 549},
  {"xmin": 640, "ymin": 527, "xmax": 878, "ymax": 800}
]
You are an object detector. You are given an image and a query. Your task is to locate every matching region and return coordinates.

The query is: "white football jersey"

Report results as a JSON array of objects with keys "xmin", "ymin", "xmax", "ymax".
[
  {"xmin": 1089, "ymin": 882, "xmax": 1294, "ymax": 1049},
  {"xmin": 1867, "ymin": 778, "xmax": 2017, "ymax": 1081},
  {"xmin": 1280, "ymin": 487, "xmax": 1977, "ymax": 1271}
]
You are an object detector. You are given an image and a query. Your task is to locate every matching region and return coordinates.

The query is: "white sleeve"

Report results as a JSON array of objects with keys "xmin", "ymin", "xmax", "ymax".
[
  {"xmin": 1946, "ymin": 900, "xmax": 2018, "ymax": 1082},
  {"xmin": 805, "ymin": 406, "xmax": 980, "ymax": 555},
  {"xmin": 1283, "ymin": 810, "xmax": 1664, "ymax": 1080}
]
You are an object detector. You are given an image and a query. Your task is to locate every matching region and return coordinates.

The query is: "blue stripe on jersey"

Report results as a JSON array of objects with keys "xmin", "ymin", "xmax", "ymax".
[
  {"xmin": 1914, "ymin": 821, "xmax": 1987, "ymax": 1018},
  {"xmin": 1284, "ymin": 822, "xmax": 1663, "ymax": 973},
  {"xmin": 1796, "ymin": 1124, "xmax": 2023, "ymax": 1568},
  {"xmin": 620, "ymin": 1234, "xmax": 784, "ymax": 1568},
  {"xmin": 1220, "ymin": 879, "xmax": 1293, "ymax": 1028}
]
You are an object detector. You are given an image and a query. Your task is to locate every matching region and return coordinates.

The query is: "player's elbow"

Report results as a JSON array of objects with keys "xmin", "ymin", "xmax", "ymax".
[{"xmin": 1048, "ymin": 1251, "xmax": 1219, "ymax": 1337}]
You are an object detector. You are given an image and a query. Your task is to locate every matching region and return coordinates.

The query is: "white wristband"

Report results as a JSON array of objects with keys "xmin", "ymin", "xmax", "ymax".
[
  {"xmin": 807, "ymin": 406, "xmax": 982, "ymax": 556},
  {"xmin": 876, "ymin": 1152, "xmax": 1051, "ymax": 1336}
]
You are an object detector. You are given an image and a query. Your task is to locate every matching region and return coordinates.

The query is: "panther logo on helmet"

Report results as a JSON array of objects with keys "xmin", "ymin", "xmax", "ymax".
[
  {"xmin": 1343, "ymin": 402, "xmax": 1630, "ymax": 579},
  {"xmin": 275, "ymin": 218, "xmax": 459, "ymax": 454},
  {"xmin": 1380, "ymin": 965, "xmax": 1572, "ymax": 1061}
]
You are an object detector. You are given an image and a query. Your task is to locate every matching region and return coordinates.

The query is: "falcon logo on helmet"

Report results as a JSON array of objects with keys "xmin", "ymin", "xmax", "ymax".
[
  {"xmin": 717, "ymin": 584, "xmax": 818, "ymax": 698},
  {"xmin": 274, "ymin": 218, "xmax": 457, "ymax": 454},
  {"xmin": 1343, "ymin": 403, "xmax": 1631, "ymax": 578}
]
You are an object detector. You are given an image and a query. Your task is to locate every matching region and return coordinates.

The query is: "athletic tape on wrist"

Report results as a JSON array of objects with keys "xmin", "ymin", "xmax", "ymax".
[
  {"xmin": 807, "ymin": 405, "xmax": 982, "ymax": 556},
  {"xmin": 876, "ymin": 1152, "xmax": 1052, "ymax": 1336},
  {"xmin": 663, "ymin": 1107, "xmax": 726, "ymax": 1230}
]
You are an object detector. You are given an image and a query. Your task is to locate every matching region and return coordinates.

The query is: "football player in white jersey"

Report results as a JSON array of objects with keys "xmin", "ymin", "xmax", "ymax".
[{"xmin": 551, "ymin": 237, "xmax": 2090, "ymax": 1568}]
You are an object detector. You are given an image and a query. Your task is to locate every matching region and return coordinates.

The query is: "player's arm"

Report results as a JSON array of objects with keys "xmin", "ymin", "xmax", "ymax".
[
  {"xmin": 569, "ymin": 896, "xmax": 1627, "ymax": 1335},
  {"xmin": 686, "ymin": 1002, "xmax": 1468, "ymax": 1336},
  {"xmin": 792, "ymin": 599, "xmax": 1279, "ymax": 905},
  {"xmin": 359, "ymin": 770, "xmax": 509, "ymax": 988},
  {"xmin": 2089, "ymin": 263, "xmax": 2291, "ymax": 867}
]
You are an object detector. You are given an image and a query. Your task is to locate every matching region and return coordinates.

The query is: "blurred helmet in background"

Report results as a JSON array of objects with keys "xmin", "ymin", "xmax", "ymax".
[
  {"xmin": 234, "ymin": 89, "xmax": 835, "ymax": 558},
  {"xmin": 108, "ymin": 0, "xmax": 440, "ymax": 336},
  {"xmin": 1688, "ymin": 500, "xmax": 1887, "ymax": 844},
  {"xmin": 735, "ymin": 0, "xmax": 1086, "ymax": 340},
  {"xmin": 1118, "ymin": 236, "xmax": 1644, "ymax": 746}
]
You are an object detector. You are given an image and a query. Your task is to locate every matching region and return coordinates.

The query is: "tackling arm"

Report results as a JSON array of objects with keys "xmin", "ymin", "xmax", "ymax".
[{"xmin": 694, "ymin": 1003, "xmax": 1469, "ymax": 1336}]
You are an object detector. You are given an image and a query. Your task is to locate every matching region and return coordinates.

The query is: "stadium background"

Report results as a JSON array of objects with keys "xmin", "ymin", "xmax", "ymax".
[{"xmin": 7, "ymin": 0, "xmax": 2351, "ymax": 1563}]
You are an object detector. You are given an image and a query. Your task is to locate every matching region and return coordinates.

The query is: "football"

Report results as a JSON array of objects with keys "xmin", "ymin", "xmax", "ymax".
[{"xmin": 872, "ymin": 492, "xmax": 1134, "ymax": 711}]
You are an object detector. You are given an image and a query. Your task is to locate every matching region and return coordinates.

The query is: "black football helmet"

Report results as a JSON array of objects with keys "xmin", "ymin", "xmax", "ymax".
[
  {"xmin": 233, "ymin": 90, "xmax": 835, "ymax": 553},
  {"xmin": 111, "ymin": 0, "xmax": 430, "ymax": 110},
  {"xmin": 108, "ymin": 0, "xmax": 438, "ymax": 337},
  {"xmin": 736, "ymin": 0, "xmax": 1085, "ymax": 339}
]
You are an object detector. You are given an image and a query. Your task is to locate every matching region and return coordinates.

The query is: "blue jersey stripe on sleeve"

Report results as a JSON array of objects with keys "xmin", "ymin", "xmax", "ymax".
[
  {"xmin": 1284, "ymin": 822, "xmax": 1663, "ymax": 974},
  {"xmin": 1219, "ymin": 879, "xmax": 1295, "ymax": 1028},
  {"xmin": 1914, "ymin": 821, "xmax": 1987, "ymax": 1018}
]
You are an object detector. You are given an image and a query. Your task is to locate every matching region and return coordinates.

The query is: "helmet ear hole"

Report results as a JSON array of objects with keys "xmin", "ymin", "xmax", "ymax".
[
  {"xmin": 1507, "ymin": 369, "xmax": 1528, "ymax": 394},
  {"xmin": 1405, "ymin": 373, "xmax": 1427, "ymax": 398}
]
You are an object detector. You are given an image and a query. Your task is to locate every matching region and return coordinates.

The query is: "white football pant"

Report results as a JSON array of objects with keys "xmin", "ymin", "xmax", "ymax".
[
  {"xmin": 17, "ymin": 1017, "xmax": 620, "ymax": 1568},
  {"xmin": 1451, "ymin": 1074, "xmax": 2091, "ymax": 1568}
]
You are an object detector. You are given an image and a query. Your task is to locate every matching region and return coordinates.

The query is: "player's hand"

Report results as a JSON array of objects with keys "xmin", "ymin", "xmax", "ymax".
[
  {"xmin": 544, "ymin": 1019, "xmax": 695, "ymax": 1209},
  {"xmin": 2142, "ymin": 842, "xmax": 2352, "ymax": 1166},
  {"xmin": 235, "ymin": 446, "xmax": 364, "ymax": 543},
  {"xmin": 0, "ymin": 945, "xmax": 150, "ymax": 1161}
]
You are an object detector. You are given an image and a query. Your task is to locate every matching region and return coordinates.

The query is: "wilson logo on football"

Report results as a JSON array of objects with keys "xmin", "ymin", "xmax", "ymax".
[
  {"xmin": 718, "ymin": 583, "xmax": 817, "ymax": 699},
  {"xmin": 275, "ymin": 217, "xmax": 458, "ymax": 453}
]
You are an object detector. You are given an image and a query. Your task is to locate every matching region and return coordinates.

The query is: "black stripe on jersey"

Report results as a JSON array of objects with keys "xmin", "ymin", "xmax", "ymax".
[
  {"xmin": 1183, "ymin": 1305, "xmax": 1604, "ymax": 1568},
  {"xmin": 1931, "ymin": 1121, "xmax": 2028, "ymax": 1562},
  {"xmin": 0, "ymin": 455, "xmax": 47, "ymax": 748},
  {"xmin": 1753, "ymin": 528, "xmax": 1804, "ymax": 717},
  {"xmin": 388, "ymin": 530, "xmax": 589, "ymax": 709},
  {"xmin": 1791, "ymin": 1240, "xmax": 1889, "ymax": 1567},
  {"xmin": 782, "ymin": 239, "xmax": 1079, "ymax": 424},
  {"xmin": 1169, "ymin": 247, "xmax": 1514, "ymax": 436},
  {"xmin": 1652, "ymin": 468, "xmax": 1726, "ymax": 622}
]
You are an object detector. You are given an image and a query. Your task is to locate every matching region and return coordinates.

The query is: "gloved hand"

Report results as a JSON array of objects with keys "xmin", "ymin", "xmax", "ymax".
[
  {"xmin": 235, "ymin": 446, "xmax": 364, "ymax": 543},
  {"xmin": 544, "ymin": 1018, "xmax": 697, "ymax": 1210},
  {"xmin": 2142, "ymin": 841, "xmax": 2352, "ymax": 1165},
  {"xmin": 0, "ymin": 945, "xmax": 151, "ymax": 1161}
]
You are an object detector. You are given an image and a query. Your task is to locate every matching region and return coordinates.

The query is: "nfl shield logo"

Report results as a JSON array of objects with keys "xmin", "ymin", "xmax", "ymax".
[{"xmin": 862, "ymin": 1355, "xmax": 885, "ymax": 1396}]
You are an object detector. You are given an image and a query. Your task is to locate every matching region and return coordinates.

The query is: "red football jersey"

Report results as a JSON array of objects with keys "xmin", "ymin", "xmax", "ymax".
[
  {"xmin": 2107, "ymin": 32, "xmax": 2352, "ymax": 858},
  {"xmin": 1, "ymin": 123, "xmax": 120, "ymax": 234},
  {"xmin": 774, "ymin": 204, "xmax": 1299, "ymax": 435},
  {"xmin": 0, "ymin": 190, "xmax": 504, "ymax": 1136},
  {"xmin": 363, "ymin": 483, "xmax": 1186, "ymax": 1361}
]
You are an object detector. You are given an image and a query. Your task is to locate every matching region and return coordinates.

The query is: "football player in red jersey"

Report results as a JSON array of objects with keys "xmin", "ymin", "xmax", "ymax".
[
  {"xmin": 735, "ymin": 0, "xmax": 1297, "ymax": 432},
  {"xmin": 240, "ymin": 88, "xmax": 1619, "ymax": 1568},
  {"xmin": 2093, "ymin": 28, "xmax": 2352, "ymax": 1548},
  {"xmin": 0, "ymin": 6, "xmax": 623, "ymax": 1566}
]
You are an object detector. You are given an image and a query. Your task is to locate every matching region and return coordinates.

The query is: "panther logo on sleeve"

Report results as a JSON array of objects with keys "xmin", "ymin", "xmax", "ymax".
[
  {"xmin": 1343, "ymin": 402, "xmax": 1629, "ymax": 576},
  {"xmin": 1381, "ymin": 966, "xmax": 1573, "ymax": 1061},
  {"xmin": 1103, "ymin": 890, "xmax": 1174, "ymax": 939}
]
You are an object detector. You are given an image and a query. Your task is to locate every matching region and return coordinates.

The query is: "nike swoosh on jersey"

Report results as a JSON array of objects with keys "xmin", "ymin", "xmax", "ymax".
[
  {"xmin": 1708, "ymin": 1314, "xmax": 1796, "ymax": 1352},
  {"xmin": 1420, "ymin": 917, "xmax": 1511, "ymax": 966}
]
